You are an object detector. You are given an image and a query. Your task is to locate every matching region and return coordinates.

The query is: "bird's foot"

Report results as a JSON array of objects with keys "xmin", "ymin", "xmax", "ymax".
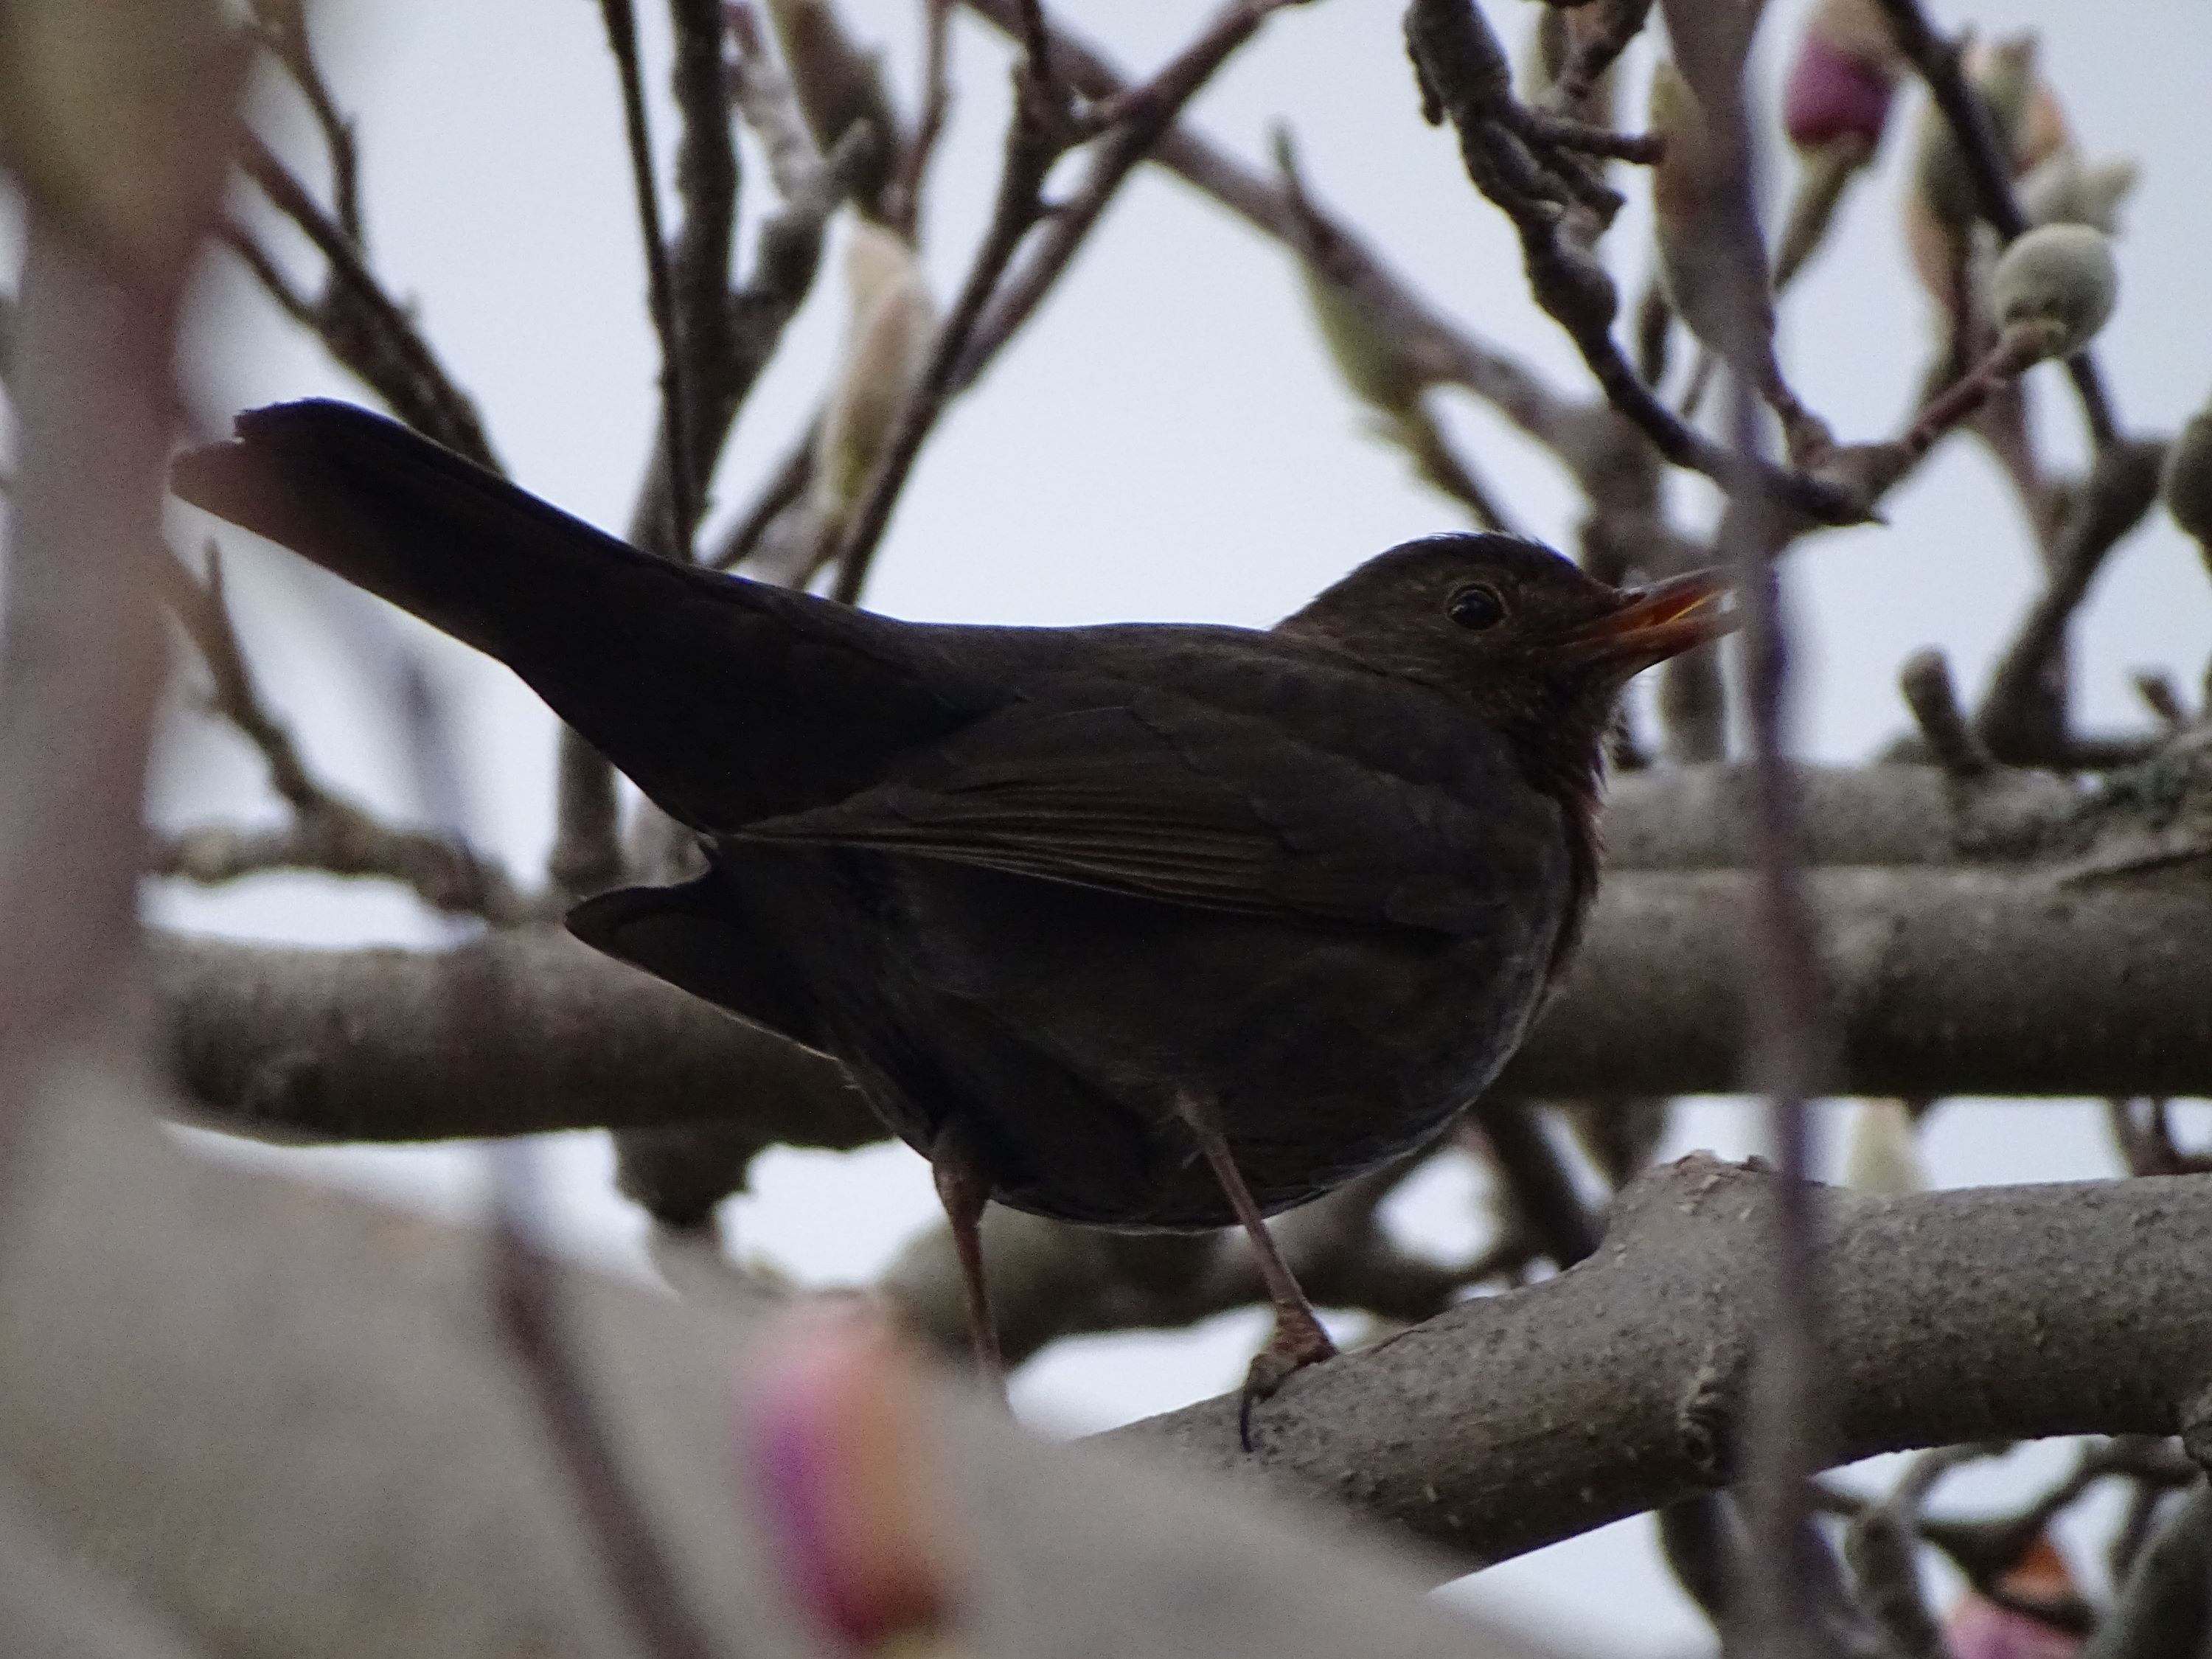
[{"xmin": 1236, "ymin": 1310, "xmax": 1338, "ymax": 1453}]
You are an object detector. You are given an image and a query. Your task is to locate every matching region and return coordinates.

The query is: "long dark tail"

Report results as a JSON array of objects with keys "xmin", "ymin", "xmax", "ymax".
[
  {"xmin": 171, "ymin": 400, "xmax": 968, "ymax": 828},
  {"xmin": 173, "ymin": 400, "xmax": 706, "ymax": 670}
]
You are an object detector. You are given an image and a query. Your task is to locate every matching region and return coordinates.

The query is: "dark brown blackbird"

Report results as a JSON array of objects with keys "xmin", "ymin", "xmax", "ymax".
[{"xmin": 172, "ymin": 401, "xmax": 1730, "ymax": 1430}]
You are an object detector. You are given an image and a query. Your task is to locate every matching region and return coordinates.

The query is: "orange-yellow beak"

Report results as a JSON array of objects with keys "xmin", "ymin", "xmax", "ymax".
[{"xmin": 1565, "ymin": 568, "xmax": 1735, "ymax": 668}]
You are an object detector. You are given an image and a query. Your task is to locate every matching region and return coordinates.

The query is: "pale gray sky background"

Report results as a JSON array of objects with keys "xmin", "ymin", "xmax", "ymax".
[{"xmin": 146, "ymin": 0, "xmax": 2212, "ymax": 1651}]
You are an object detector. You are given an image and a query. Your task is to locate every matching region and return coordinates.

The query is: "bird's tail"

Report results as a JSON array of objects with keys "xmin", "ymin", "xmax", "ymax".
[
  {"xmin": 171, "ymin": 400, "xmax": 964, "ymax": 831},
  {"xmin": 171, "ymin": 400, "xmax": 675, "ymax": 672}
]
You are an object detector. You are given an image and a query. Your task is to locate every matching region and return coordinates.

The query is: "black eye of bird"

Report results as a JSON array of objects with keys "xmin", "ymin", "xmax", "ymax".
[{"xmin": 1447, "ymin": 583, "xmax": 1506, "ymax": 631}]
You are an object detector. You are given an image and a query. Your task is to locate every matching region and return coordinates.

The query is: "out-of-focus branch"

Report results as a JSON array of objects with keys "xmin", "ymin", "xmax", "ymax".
[
  {"xmin": 150, "ymin": 546, "xmax": 535, "ymax": 924},
  {"xmin": 0, "ymin": 0, "xmax": 241, "ymax": 1146},
  {"xmin": 488, "ymin": 1149, "xmax": 720, "ymax": 1659},
  {"xmin": 234, "ymin": 133, "xmax": 497, "ymax": 467},
  {"xmin": 2079, "ymin": 1485, "xmax": 2212, "ymax": 1659},
  {"xmin": 1106, "ymin": 1161, "xmax": 2212, "ymax": 1573},
  {"xmin": 1, "ymin": 1088, "xmax": 1544, "ymax": 1659},
  {"xmin": 1975, "ymin": 437, "xmax": 2168, "ymax": 767}
]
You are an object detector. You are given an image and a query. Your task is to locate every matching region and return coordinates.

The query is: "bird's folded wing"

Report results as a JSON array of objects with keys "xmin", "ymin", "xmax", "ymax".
[{"xmin": 734, "ymin": 693, "xmax": 1553, "ymax": 933}]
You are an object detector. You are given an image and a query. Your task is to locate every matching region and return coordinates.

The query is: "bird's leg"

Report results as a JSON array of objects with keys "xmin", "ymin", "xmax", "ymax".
[
  {"xmin": 929, "ymin": 1124, "xmax": 1006, "ymax": 1403},
  {"xmin": 1172, "ymin": 1090, "xmax": 1338, "ymax": 1448}
]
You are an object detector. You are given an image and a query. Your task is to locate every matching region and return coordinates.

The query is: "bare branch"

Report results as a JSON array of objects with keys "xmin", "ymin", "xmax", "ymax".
[
  {"xmin": 1402, "ymin": 0, "xmax": 1860, "ymax": 526},
  {"xmin": 247, "ymin": 0, "xmax": 364, "ymax": 244},
  {"xmin": 151, "ymin": 546, "xmax": 535, "ymax": 923},
  {"xmin": 1975, "ymin": 438, "xmax": 2168, "ymax": 765},
  {"xmin": 488, "ymin": 1148, "xmax": 720, "ymax": 1659},
  {"xmin": 832, "ymin": 0, "xmax": 1309, "ymax": 603},
  {"xmin": 1106, "ymin": 1161, "xmax": 2212, "ymax": 1572},
  {"xmin": 1867, "ymin": 0, "xmax": 2118, "ymax": 448},
  {"xmin": 150, "ymin": 865, "xmax": 2212, "ymax": 1147},
  {"xmin": 236, "ymin": 133, "xmax": 498, "ymax": 467},
  {"xmin": 597, "ymin": 0, "xmax": 700, "ymax": 557}
]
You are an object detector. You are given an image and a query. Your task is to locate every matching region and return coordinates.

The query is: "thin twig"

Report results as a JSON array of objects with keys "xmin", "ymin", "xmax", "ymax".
[
  {"xmin": 1402, "ymin": 0, "xmax": 1860, "ymax": 527},
  {"xmin": 1975, "ymin": 438, "xmax": 2166, "ymax": 765},
  {"xmin": 832, "ymin": 0, "xmax": 1314, "ymax": 604},
  {"xmin": 598, "ymin": 0, "xmax": 700, "ymax": 557},
  {"xmin": 954, "ymin": 0, "xmax": 1318, "ymax": 383},
  {"xmin": 1868, "ymin": 0, "xmax": 2118, "ymax": 448},
  {"xmin": 959, "ymin": 0, "xmax": 1629, "ymax": 501},
  {"xmin": 488, "ymin": 1147, "xmax": 723, "ymax": 1659},
  {"xmin": 248, "ymin": 1, "xmax": 364, "ymax": 244},
  {"xmin": 1641, "ymin": 9, "xmax": 1834, "ymax": 1650},
  {"xmin": 889, "ymin": 0, "xmax": 956, "ymax": 240},
  {"xmin": 708, "ymin": 420, "xmax": 816, "ymax": 572},
  {"xmin": 152, "ymin": 546, "xmax": 535, "ymax": 924},
  {"xmin": 236, "ymin": 134, "xmax": 498, "ymax": 467}
]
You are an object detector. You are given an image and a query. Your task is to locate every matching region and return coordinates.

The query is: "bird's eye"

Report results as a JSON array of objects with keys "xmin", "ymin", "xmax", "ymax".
[{"xmin": 1447, "ymin": 583, "xmax": 1506, "ymax": 630}]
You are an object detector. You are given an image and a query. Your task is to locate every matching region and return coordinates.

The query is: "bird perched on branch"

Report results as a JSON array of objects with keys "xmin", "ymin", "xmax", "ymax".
[{"xmin": 173, "ymin": 401, "xmax": 1730, "ymax": 1440}]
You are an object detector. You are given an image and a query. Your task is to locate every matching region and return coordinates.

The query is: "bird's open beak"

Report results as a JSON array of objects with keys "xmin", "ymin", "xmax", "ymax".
[{"xmin": 1565, "ymin": 568, "xmax": 1735, "ymax": 667}]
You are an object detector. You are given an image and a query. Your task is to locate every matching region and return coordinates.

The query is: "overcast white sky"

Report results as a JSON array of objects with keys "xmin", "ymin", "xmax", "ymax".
[{"xmin": 146, "ymin": 0, "xmax": 2212, "ymax": 1650}]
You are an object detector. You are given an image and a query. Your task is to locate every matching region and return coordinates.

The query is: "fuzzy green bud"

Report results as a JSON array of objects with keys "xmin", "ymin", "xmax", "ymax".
[
  {"xmin": 2160, "ymin": 405, "xmax": 2212, "ymax": 558},
  {"xmin": 1988, "ymin": 223, "xmax": 2116, "ymax": 361}
]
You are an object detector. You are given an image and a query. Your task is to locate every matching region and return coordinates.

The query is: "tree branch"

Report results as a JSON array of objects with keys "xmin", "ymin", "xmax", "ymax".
[
  {"xmin": 150, "ymin": 865, "xmax": 2212, "ymax": 1147},
  {"xmin": 1867, "ymin": 0, "xmax": 2118, "ymax": 448},
  {"xmin": 1104, "ymin": 1161, "xmax": 2212, "ymax": 1573}
]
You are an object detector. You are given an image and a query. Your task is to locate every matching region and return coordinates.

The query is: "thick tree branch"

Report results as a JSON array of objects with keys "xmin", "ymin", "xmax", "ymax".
[
  {"xmin": 1104, "ymin": 1161, "xmax": 2212, "ymax": 1573},
  {"xmin": 150, "ymin": 865, "xmax": 2212, "ymax": 1147},
  {"xmin": 147, "ymin": 928, "xmax": 876, "ymax": 1145}
]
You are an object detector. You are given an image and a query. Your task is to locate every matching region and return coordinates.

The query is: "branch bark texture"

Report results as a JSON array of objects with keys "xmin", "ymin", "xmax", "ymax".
[
  {"xmin": 1104, "ymin": 1159, "xmax": 2212, "ymax": 1573},
  {"xmin": 149, "ymin": 863, "xmax": 2212, "ymax": 1150}
]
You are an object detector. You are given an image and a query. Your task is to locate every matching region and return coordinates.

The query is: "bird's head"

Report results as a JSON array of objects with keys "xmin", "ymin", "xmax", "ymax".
[{"xmin": 1276, "ymin": 532, "xmax": 1733, "ymax": 796}]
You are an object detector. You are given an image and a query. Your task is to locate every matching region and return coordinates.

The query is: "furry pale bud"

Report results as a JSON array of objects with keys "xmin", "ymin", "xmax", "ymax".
[
  {"xmin": 2160, "ymin": 404, "xmax": 2212, "ymax": 560},
  {"xmin": 2017, "ymin": 150, "xmax": 2139, "ymax": 234},
  {"xmin": 813, "ymin": 222, "xmax": 937, "ymax": 529},
  {"xmin": 1987, "ymin": 223, "xmax": 2117, "ymax": 361}
]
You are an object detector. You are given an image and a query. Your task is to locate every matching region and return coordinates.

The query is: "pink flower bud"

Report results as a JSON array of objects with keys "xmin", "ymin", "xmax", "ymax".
[{"xmin": 1784, "ymin": 27, "xmax": 1896, "ymax": 152}]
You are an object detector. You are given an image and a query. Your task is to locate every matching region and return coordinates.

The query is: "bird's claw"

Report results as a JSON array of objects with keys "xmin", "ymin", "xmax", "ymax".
[{"xmin": 1235, "ymin": 1314, "xmax": 1338, "ymax": 1453}]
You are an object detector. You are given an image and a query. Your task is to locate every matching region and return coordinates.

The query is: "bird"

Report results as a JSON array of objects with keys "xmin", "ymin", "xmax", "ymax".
[{"xmin": 173, "ymin": 400, "xmax": 1731, "ymax": 1437}]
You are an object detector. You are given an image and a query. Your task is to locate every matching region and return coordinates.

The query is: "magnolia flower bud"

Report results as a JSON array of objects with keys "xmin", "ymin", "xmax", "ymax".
[
  {"xmin": 1842, "ymin": 1102, "xmax": 1927, "ymax": 1197},
  {"xmin": 1300, "ymin": 259, "xmax": 1426, "ymax": 418},
  {"xmin": 813, "ymin": 222, "xmax": 937, "ymax": 532},
  {"xmin": 2017, "ymin": 150, "xmax": 2139, "ymax": 234},
  {"xmin": 1987, "ymin": 222, "xmax": 2117, "ymax": 361},
  {"xmin": 1905, "ymin": 34, "xmax": 2070, "ymax": 306},
  {"xmin": 2160, "ymin": 404, "xmax": 2212, "ymax": 557},
  {"xmin": 1783, "ymin": 0, "xmax": 1899, "ymax": 153}
]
